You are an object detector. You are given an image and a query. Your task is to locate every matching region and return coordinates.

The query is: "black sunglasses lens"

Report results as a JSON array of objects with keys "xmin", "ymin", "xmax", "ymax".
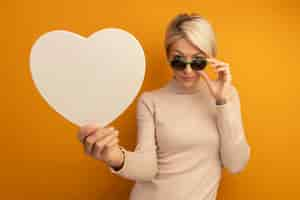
[
  {"xmin": 170, "ymin": 59, "xmax": 186, "ymax": 70},
  {"xmin": 191, "ymin": 59, "xmax": 207, "ymax": 70}
]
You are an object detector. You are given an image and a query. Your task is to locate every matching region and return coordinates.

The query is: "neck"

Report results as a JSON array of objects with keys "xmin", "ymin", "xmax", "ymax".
[{"xmin": 165, "ymin": 76, "xmax": 203, "ymax": 94}]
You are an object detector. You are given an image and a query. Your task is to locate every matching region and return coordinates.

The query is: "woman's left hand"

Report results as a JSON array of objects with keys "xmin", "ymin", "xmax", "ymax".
[{"xmin": 196, "ymin": 58, "xmax": 232, "ymax": 104}]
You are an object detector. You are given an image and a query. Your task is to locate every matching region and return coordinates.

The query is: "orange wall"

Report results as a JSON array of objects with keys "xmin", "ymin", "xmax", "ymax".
[{"xmin": 1, "ymin": 0, "xmax": 299, "ymax": 199}]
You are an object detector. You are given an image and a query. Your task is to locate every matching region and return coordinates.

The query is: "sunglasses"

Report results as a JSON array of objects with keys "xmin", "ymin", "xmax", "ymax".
[{"xmin": 169, "ymin": 55, "xmax": 207, "ymax": 71}]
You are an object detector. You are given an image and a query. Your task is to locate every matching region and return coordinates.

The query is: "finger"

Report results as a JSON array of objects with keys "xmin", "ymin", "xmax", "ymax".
[
  {"xmin": 77, "ymin": 123, "xmax": 101, "ymax": 143},
  {"xmin": 210, "ymin": 63, "xmax": 224, "ymax": 69},
  {"xmin": 92, "ymin": 131, "xmax": 119, "ymax": 159},
  {"xmin": 95, "ymin": 133, "xmax": 119, "ymax": 158},
  {"xmin": 218, "ymin": 72, "xmax": 232, "ymax": 82},
  {"xmin": 206, "ymin": 58, "xmax": 218, "ymax": 62},
  {"xmin": 216, "ymin": 69, "xmax": 226, "ymax": 80},
  {"xmin": 84, "ymin": 127, "xmax": 115, "ymax": 154},
  {"xmin": 216, "ymin": 62, "xmax": 229, "ymax": 67},
  {"xmin": 207, "ymin": 57, "xmax": 228, "ymax": 65},
  {"xmin": 105, "ymin": 137, "xmax": 119, "ymax": 148},
  {"xmin": 215, "ymin": 66, "xmax": 230, "ymax": 74},
  {"xmin": 206, "ymin": 58, "xmax": 221, "ymax": 65},
  {"xmin": 212, "ymin": 62, "xmax": 229, "ymax": 69},
  {"xmin": 207, "ymin": 59, "xmax": 229, "ymax": 68},
  {"xmin": 81, "ymin": 128, "xmax": 101, "ymax": 145},
  {"xmin": 226, "ymin": 76, "xmax": 232, "ymax": 82},
  {"xmin": 91, "ymin": 128, "xmax": 118, "ymax": 152}
]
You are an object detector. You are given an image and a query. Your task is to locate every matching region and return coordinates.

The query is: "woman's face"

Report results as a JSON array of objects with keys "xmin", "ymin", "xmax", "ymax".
[{"xmin": 168, "ymin": 38, "xmax": 207, "ymax": 89}]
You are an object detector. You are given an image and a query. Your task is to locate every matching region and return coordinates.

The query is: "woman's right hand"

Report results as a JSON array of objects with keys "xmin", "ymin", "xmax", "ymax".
[{"xmin": 77, "ymin": 123, "xmax": 124, "ymax": 168}]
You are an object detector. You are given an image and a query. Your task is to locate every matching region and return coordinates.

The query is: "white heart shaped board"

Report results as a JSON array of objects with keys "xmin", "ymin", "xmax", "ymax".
[{"xmin": 30, "ymin": 28, "xmax": 145, "ymax": 127}]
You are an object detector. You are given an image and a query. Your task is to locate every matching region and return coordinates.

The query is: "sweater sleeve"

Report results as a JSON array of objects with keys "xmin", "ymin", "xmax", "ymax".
[
  {"xmin": 107, "ymin": 92, "xmax": 158, "ymax": 182},
  {"xmin": 215, "ymin": 84, "xmax": 251, "ymax": 174}
]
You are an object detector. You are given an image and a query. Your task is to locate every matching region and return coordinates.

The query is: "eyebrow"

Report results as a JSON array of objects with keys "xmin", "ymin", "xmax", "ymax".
[{"xmin": 173, "ymin": 49, "xmax": 206, "ymax": 57}]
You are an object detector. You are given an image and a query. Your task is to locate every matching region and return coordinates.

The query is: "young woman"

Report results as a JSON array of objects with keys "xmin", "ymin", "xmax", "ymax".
[{"xmin": 77, "ymin": 12, "xmax": 251, "ymax": 200}]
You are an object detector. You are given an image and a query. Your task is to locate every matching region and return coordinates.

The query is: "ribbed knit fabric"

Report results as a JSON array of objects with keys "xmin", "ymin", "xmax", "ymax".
[{"xmin": 108, "ymin": 76, "xmax": 251, "ymax": 200}]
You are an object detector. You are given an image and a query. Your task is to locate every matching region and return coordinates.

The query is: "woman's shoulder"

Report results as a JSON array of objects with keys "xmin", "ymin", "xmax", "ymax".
[
  {"xmin": 138, "ymin": 86, "xmax": 168, "ymax": 101},
  {"xmin": 136, "ymin": 85, "xmax": 170, "ymax": 110}
]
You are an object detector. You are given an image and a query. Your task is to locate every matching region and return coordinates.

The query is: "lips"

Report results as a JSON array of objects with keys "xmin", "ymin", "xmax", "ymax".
[{"xmin": 182, "ymin": 76, "xmax": 195, "ymax": 80}]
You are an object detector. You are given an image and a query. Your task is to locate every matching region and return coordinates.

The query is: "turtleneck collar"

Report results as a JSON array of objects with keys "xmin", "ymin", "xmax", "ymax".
[{"xmin": 164, "ymin": 76, "xmax": 204, "ymax": 94}]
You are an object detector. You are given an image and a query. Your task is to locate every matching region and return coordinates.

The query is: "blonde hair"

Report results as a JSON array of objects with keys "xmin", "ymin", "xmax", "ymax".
[{"xmin": 164, "ymin": 13, "xmax": 217, "ymax": 58}]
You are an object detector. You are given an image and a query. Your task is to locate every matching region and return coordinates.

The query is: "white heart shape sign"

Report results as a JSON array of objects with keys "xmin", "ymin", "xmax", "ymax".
[{"xmin": 30, "ymin": 28, "xmax": 145, "ymax": 126}]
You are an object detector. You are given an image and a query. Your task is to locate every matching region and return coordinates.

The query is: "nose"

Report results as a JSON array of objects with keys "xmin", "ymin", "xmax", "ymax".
[{"xmin": 184, "ymin": 62, "xmax": 193, "ymax": 73}]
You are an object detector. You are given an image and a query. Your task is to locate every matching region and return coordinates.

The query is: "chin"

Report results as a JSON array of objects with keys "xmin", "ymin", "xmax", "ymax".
[{"xmin": 182, "ymin": 80, "xmax": 196, "ymax": 87}]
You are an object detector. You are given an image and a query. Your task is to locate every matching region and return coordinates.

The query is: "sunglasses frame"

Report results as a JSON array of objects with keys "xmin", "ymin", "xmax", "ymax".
[{"xmin": 169, "ymin": 55, "xmax": 208, "ymax": 71}]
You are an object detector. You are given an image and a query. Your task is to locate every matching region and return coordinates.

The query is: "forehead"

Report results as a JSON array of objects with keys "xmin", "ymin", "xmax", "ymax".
[{"xmin": 169, "ymin": 38, "xmax": 206, "ymax": 56}]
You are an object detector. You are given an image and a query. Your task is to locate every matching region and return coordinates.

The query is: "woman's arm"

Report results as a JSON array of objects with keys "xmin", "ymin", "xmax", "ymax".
[
  {"xmin": 215, "ymin": 84, "xmax": 251, "ymax": 174},
  {"xmin": 107, "ymin": 92, "xmax": 158, "ymax": 182}
]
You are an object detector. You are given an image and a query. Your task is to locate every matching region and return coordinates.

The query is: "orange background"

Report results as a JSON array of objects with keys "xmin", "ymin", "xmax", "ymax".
[{"xmin": 1, "ymin": 0, "xmax": 299, "ymax": 199}]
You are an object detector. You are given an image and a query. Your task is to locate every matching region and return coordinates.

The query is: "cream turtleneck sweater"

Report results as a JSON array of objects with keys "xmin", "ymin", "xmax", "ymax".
[{"xmin": 107, "ymin": 76, "xmax": 251, "ymax": 200}]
